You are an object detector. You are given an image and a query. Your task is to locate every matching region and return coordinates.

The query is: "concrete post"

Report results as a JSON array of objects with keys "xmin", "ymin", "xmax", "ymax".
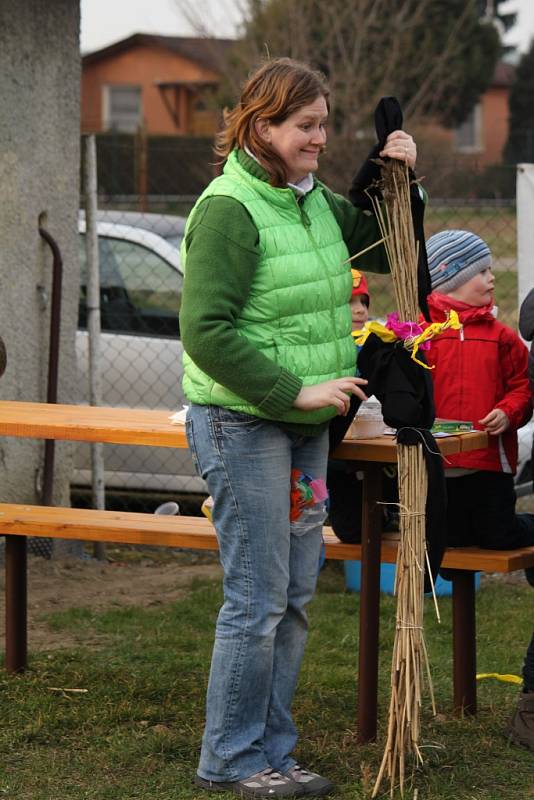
[
  {"xmin": 517, "ymin": 164, "xmax": 534, "ymax": 311},
  {"xmin": 0, "ymin": 1, "xmax": 81, "ymax": 538}
]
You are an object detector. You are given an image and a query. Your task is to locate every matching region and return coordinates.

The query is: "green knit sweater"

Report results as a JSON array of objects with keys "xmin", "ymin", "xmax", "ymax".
[{"xmin": 180, "ymin": 150, "xmax": 389, "ymax": 436}]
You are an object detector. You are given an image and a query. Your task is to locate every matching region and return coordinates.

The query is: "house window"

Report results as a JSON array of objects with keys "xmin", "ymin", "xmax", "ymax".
[
  {"xmin": 104, "ymin": 85, "xmax": 141, "ymax": 133},
  {"xmin": 453, "ymin": 104, "xmax": 483, "ymax": 153}
]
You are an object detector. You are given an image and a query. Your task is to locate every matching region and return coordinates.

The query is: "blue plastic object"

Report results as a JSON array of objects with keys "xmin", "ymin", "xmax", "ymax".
[{"xmin": 344, "ymin": 560, "xmax": 480, "ymax": 596}]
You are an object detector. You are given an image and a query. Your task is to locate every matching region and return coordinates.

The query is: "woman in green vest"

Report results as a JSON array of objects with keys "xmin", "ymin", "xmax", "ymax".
[{"xmin": 180, "ymin": 57, "xmax": 416, "ymax": 798}]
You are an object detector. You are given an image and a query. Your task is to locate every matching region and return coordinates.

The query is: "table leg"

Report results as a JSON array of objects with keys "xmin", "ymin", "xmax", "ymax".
[
  {"xmin": 357, "ymin": 462, "xmax": 383, "ymax": 744},
  {"xmin": 451, "ymin": 569, "xmax": 476, "ymax": 714},
  {"xmin": 5, "ymin": 535, "xmax": 27, "ymax": 672}
]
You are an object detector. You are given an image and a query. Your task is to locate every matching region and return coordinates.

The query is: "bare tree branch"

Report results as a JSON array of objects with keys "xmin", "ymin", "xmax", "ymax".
[{"xmin": 174, "ymin": 0, "xmax": 500, "ymax": 190}]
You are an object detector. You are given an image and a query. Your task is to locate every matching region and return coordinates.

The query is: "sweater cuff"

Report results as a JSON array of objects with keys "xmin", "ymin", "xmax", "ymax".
[{"xmin": 257, "ymin": 369, "xmax": 303, "ymax": 418}]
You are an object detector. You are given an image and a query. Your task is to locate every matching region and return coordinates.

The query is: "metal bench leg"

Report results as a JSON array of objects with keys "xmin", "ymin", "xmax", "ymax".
[
  {"xmin": 5, "ymin": 535, "xmax": 27, "ymax": 672},
  {"xmin": 451, "ymin": 568, "xmax": 476, "ymax": 714},
  {"xmin": 357, "ymin": 463, "xmax": 383, "ymax": 743}
]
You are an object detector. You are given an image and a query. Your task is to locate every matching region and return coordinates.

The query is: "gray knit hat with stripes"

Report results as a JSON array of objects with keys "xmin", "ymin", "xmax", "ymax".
[{"xmin": 426, "ymin": 229, "xmax": 492, "ymax": 293}]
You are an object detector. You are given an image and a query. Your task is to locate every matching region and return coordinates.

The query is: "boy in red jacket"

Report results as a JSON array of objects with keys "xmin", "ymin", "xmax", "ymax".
[{"xmin": 425, "ymin": 229, "xmax": 534, "ymax": 559}]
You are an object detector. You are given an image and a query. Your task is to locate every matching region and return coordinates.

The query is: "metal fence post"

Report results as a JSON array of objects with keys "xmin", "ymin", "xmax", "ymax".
[{"xmin": 84, "ymin": 134, "xmax": 106, "ymax": 560}]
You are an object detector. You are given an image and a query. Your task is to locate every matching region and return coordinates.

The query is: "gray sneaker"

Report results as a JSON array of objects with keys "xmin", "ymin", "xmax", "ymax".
[
  {"xmin": 506, "ymin": 691, "xmax": 534, "ymax": 752},
  {"xmin": 194, "ymin": 768, "xmax": 305, "ymax": 797},
  {"xmin": 283, "ymin": 765, "xmax": 334, "ymax": 797}
]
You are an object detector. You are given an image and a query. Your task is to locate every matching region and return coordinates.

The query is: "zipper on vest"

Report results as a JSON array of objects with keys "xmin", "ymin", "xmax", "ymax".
[
  {"xmin": 295, "ymin": 196, "xmax": 343, "ymax": 373},
  {"xmin": 299, "ymin": 205, "xmax": 311, "ymax": 230},
  {"xmin": 297, "ymin": 201, "xmax": 311, "ymax": 228}
]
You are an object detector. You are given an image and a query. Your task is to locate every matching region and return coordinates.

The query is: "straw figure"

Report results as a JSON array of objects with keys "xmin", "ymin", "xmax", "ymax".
[
  {"xmin": 373, "ymin": 156, "xmax": 432, "ymax": 799},
  {"xmin": 350, "ymin": 98, "xmax": 450, "ymax": 797}
]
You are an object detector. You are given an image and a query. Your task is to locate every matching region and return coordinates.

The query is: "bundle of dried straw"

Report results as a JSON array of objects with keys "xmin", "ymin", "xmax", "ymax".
[{"xmin": 369, "ymin": 160, "xmax": 437, "ymax": 798}]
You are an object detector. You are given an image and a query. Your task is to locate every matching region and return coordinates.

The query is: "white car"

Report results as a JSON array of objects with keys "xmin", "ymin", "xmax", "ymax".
[{"xmin": 74, "ymin": 219, "xmax": 205, "ymax": 494}]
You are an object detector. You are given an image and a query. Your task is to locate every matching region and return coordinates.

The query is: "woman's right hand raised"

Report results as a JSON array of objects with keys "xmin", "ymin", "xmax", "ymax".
[{"xmin": 293, "ymin": 377, "xmax": 368, "ymax": 416}]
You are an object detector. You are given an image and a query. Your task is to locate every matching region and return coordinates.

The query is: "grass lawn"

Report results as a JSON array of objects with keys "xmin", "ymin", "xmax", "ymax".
[{"xmin": 0, "ymin": 564, "xmax": 532, "ymax": 800}]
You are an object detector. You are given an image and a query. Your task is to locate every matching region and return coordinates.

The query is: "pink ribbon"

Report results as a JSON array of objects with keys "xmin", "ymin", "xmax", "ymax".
[{"xmin": 385, "ymin": 312, "xmax": 431, "ymax": 351}]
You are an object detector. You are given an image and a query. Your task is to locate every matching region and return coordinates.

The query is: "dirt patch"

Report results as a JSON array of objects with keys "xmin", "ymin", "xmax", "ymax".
[
  {"xmin": 0, "ymin": 553, "xmax": 222, "ymax": 652},
  {"xmin": 0, "ymin": 551, "xmax": 527, "ymax": 654}
]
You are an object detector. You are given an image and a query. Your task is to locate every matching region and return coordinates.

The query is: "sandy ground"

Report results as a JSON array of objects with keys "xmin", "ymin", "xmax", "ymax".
[{"xmin": 0, "ymin": 551, "xmax": 222, "ymax": 652}]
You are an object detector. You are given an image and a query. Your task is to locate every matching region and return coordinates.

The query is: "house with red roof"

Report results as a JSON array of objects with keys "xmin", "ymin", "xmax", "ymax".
[
  {"xmin": 82, "ymin": 35, "xmax": 515, "ymax": 174},
  {"xmin": 81, "ymin": 33, "xmax": 234, "ymax": 136},
  {"xmin": 450, "ymin": 60, "xmax": 515, "ymax": 166}
]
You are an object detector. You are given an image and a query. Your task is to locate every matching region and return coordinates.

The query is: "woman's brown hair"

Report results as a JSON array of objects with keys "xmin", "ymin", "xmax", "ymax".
[{"xmin": 215, "ymin": 57, "xmax": 329, "ymax": 187}]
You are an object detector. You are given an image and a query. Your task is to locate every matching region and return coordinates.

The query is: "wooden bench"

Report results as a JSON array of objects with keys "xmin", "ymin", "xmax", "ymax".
[{"xmin": 3, "ymin": 502, "xmax": 534, "ymax": 724}]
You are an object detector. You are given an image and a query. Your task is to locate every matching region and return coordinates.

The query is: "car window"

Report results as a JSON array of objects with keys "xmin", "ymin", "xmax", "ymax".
[{"xmin": 79, "ymin": 234, "xmax": 182, "ymax": 338}]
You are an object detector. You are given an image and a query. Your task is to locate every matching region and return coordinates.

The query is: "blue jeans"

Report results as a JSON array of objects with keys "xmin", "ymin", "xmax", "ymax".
[{"xmin": 186, "ymin": 404, "xmax": 329, "ymax": 782}]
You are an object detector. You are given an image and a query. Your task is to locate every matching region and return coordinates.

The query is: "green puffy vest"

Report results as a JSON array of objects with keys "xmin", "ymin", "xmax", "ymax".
[{"xmin": 182, "ymin": 151, "xmax": 355, "ymax": 424}]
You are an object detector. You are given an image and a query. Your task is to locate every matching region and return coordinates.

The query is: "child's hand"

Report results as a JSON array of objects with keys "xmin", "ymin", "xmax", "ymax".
[{"xmin": 479, "ymin": 408, "xmax": 510, "ymax": 435}]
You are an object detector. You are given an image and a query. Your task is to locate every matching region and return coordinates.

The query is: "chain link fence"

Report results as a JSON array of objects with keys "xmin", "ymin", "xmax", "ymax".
[
  {"xmin": 72, "ymin": 139, "xmax": 526, "ymax": 516},
  {"xmin": 74, "ymin": 202, "xmax": 202, "ymax": 517},
  {"xmin": 367, "ymin": 198, "xmax": 518, "ymax": 327}
]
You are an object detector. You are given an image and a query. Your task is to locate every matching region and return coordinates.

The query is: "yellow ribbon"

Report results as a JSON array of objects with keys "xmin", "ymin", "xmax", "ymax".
[
  {"xmin": 353, "ymin": 310, "xmax": 462, "ymax": 369},
  {"xmin": 476, "ymin": 672, "xmax": 523, "ymax": 685},
  {"xmin": 353, "ymin": 320, "xmax": 398, "ymax": 346}
]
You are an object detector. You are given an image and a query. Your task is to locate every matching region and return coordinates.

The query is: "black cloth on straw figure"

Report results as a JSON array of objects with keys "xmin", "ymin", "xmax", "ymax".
[
  {"xmin": 329, "ymin": 95, "xmax": 432, "ymax": 453},
  {"xmin": 356, "ymin": 336, "xmax": 447, "ymax": 590},
  {"xmin": 329, "ymin": 97, "xmax": 447, "ymax": 589},
  {"xmin": 329, "ymin": 95, "xmax": 431, "ymax": 451},
  {"xmin": 349, "ymin": 96, "xmax": 431, "ymax": 323}
]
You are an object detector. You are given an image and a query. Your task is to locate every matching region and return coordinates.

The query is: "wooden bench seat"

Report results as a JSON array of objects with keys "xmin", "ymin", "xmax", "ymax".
[
  {"xmin": 2, "ymin": 503, "xmax": 534, "ymax": 571},
  {"xmin": 3, "ymin": 502, "xmax": 534, "ymax": 719}
]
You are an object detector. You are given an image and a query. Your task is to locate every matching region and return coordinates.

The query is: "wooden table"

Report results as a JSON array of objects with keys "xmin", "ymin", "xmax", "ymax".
[
  {"xmin": 0, "ymin": 399, "xmax": 484, "ymax": 458},
  {"xmin": 0, "ymin": 400, "xmax": 487, "ymax": 742}
]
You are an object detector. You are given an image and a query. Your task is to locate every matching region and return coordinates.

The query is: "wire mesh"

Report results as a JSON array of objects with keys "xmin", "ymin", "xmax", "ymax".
[{"xmin": 73, "ymin": 141, "xmax": 528, "ymax": 515}]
